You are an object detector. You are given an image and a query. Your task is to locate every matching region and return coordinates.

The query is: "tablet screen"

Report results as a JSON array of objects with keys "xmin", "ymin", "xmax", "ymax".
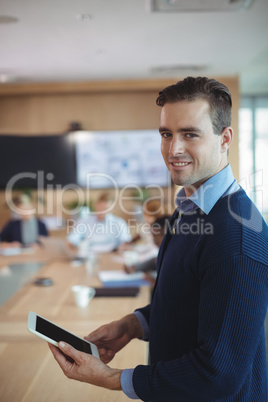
[{"xmin": 36, "ymin": 316, "xmax": 92, "ymax": 354}]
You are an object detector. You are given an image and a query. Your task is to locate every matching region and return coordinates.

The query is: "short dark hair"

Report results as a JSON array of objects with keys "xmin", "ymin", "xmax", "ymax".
[{"xmin": 156, "ymin": 76, "xmax": 232, "ymax": 135}]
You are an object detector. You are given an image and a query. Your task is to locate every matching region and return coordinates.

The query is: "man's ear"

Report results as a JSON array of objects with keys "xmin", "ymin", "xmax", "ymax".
[{"xmin": 220, "ymin": 127, "xmax": 233, "ymax": 153}]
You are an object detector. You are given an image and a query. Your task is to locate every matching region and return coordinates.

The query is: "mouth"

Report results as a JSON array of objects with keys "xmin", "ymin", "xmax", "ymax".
[
  {"xmin": 170, "ymin": 161, "xmax": 191, "ymax": 169},
  {"xmin": 172, "ymin": 162, "xmax": 190, "ymax": 167}
]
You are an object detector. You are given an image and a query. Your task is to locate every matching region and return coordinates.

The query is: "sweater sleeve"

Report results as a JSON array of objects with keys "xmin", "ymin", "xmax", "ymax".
[
  {"xmin": 0, "ymin": 220, "xmax": 21, "ymax": 243},
  {"xmin": 0, "ymin": 221, "xmax": 12, "ymax": 242},
  {"xmin": 38, "ymin": 220, "xmax": 49, "ymax": 236},
  {"xmin": 133, "ymin": 255, "xmax": 268, "ymax": 401},
  {"xmin": 134, "ymin": 304, "xmax": 151, "ymax": 333}
]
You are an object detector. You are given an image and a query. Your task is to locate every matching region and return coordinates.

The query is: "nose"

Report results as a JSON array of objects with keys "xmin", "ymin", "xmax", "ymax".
[{"xmin": 169, "ymin": 135, "xmax": 184, "ymax": 156}]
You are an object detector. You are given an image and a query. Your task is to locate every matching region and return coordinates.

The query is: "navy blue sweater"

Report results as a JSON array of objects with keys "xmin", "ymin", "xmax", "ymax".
[
  {"xmin": 134, "ymin": 189, "xmax": 268, "ymax": 401},
  {"xmin": 0, "ymin": 219, "xmax": 48, "ymax": 244}
]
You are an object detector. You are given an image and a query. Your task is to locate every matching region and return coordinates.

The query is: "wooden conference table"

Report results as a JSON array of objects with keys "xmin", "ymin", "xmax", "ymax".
[{"xmin": 0, "ymin": 248, "xmax": 150, "ymax": 402}]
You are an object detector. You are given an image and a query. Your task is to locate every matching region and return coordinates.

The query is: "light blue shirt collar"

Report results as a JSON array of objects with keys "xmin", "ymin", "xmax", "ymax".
[{"xmin": 176, "ymin": 164, "xmax": 240, "ymax": 215}]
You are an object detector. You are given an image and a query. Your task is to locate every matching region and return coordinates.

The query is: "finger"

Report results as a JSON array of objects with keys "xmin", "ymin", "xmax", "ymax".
[
  {"xmin": 124, "ymin": 265, "xmax": 130, "ymax": 273},
  {"xmin": 48, "ymin": 343, "xmax": 68, "ymax": 367},
  {"xmin": 58, "ymin": 341, "xmax": 80, "ymax": 362},
  {"xmin": 98, "ymin": 348, "xmax": 115, "ymax": 364},
  {"xmin": 85, "ymin": 328, "xmax": 106, "ymax": 343},
  {"xmin": 48, "ymin": 342, "xmax": 59, "ymax": 356},
  {"xmin": 48, "ymin": 342, "xmax": 63, "ymax": 359}
]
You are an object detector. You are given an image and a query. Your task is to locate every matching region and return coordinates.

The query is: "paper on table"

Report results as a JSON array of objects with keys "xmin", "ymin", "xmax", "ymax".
[
  {"xmin": 0, "ymin": 246, "xmax": 36, "ymax": 256},
  {"xmin": 112, "ymin": 245, "xmax": 158, "ymax": 264},
  {"xmin": 0, "ymin": 247, "xmax": 22, "ymax": 256},
  {"xmin": 98, "ymin": 270, "xmax": 150, "ymax": 287}
]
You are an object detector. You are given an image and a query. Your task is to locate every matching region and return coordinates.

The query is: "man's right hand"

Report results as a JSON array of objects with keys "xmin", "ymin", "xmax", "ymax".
[{"xmin": 85, "ymin": 314, "xmax": 143, "ymax": 364}]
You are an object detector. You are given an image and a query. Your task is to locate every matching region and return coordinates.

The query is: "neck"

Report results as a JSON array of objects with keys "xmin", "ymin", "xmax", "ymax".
[{"xmin": 184, "ymin": 162, "xmax": 229, "ymax": 198}]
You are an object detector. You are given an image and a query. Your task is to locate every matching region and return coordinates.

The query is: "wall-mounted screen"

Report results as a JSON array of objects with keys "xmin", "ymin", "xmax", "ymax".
[
  {"xmin": 75, "ymin": 130, "xmax": 170, "ymax": 188},
  {"xmin": 0, "ymin": 134, "xmax": 76, "ymax": 189},
  {"xmin": 0, "ymin": 130, "xmax": 170, "ymax": 190}
]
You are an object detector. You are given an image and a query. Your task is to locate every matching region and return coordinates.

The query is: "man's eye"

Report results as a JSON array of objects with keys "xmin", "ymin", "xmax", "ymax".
[
  {"xmin": 161, "ymin": 132, "xmax": 171, "ymax": 138},
  {"xmin": 185, "ymin": 133, "xmax": 197, "ymax": 138}
]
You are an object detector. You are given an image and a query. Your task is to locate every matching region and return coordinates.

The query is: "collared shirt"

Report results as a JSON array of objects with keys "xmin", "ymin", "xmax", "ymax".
[
  {"xmin": 67, "ymin": 213, "xmax": 132, "ymax": 253},
  {"xmin": 175, "ymin": 163, "xmax": 240, "ymax": 218},
  {"xmin": 21, "ymin": 217, "xmax": 38, "ymax": 245},
  {"xmin": 121, "ymin": 164, "xmax": 240, "ymax": 400}
]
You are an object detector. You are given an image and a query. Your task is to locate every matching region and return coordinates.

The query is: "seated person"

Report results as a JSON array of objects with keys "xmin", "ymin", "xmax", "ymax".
[
  {"xmin": 0, "ymin": 194, "xmax": 49, "ymax": 247},
  {"xmin": 122, "ymin": 198, "xmax": 169, "ymax": 249},
  {"xmin": 125, "ymin": 214, "xmax": 171, "ymax": 274},
  {"xmin": 67, "ymin": 193, "xmax": 132, "ymax": 254},
  {"xmin": 143, "ymin": 199, "xmax": 166, "ymax": 225}
]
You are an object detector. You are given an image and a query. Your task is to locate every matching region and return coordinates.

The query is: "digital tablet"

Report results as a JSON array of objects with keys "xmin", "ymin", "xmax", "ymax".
[{"xmin": 27, "ymin": 311, "xmax": 99, "ymax": 358}]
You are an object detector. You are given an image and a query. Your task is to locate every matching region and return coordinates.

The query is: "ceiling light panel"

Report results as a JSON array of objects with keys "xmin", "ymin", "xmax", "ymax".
[
  {"xmin": 150, "ymin": 64, "xmax": 208, "ymax": 74},
  {"xmin": 0, "ymin": 15, "xmax": 19, "ymax": 24},
  {"xmin": 147, "ymin": 0, "xmax": 255, "ymax": 12}
]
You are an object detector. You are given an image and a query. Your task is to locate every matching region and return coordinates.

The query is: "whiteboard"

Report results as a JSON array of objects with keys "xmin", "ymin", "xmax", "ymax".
[{"xmin": 75, "ymin": 130, "xmax": 170, "ymax": 188}]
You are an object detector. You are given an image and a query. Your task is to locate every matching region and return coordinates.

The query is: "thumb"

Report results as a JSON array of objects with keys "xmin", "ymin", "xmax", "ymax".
[{"xmin": 58, "ymin": 341, "xmax": 79, "ymax": 361}]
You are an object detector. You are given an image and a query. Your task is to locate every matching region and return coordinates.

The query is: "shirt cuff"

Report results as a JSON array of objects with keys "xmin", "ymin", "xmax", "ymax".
[
  {"xmin": 133, "ymin": 311, "xmax": 150, "ymax": 340},
  {"xmin": 121, "ymin": 369, "xmax": 139, "ymax": 399}
]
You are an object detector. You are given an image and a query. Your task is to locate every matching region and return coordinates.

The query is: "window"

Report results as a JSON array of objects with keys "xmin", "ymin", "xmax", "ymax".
[{"xmin": 239, "ymin": 97, "xmax": 268, "ymax": 223}]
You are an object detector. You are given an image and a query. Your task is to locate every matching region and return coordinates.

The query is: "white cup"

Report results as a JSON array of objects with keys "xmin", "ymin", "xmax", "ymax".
[{"xmin": 72, "ymin": 285, "xmax": 96, "ymax": 308}]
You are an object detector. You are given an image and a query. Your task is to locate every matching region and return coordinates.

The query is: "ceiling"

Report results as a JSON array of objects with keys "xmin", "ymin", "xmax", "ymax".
[{"xmin": 0, "ymin": 0, "xmax": 268, "ymax": 95}]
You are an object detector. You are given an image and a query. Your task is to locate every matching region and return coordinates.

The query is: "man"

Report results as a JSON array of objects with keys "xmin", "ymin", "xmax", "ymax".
[
  {"xmin": 67, "ymin": 192, "xmax": 131, "ymax": 254},
  {"xmin": 49, "ymin": 77, "xmax": 268, "ymax": 401}
]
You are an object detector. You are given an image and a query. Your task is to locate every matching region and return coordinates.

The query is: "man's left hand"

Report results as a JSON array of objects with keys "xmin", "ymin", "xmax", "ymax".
[{"xmin": 48, "ymin": 342, "xmax": 123, "ymax": 390}]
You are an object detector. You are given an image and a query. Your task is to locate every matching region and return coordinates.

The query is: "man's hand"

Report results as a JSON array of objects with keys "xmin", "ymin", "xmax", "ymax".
[
  {"xmin": 48, "ymin": 342, "xmax": 122, "ymax": 390},
  {"xmin": 124, "ymin": 264, "xmax": 136, "ymax": 274},
  {"xmin": 85, "ymin": 314, "xmax": 143, "ymax": 364}
]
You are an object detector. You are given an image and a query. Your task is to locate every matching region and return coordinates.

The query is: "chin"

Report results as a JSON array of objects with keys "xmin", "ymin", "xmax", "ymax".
[{"xmin": 171, "ymin": 174, "xmax": 189, "ymax": 187}]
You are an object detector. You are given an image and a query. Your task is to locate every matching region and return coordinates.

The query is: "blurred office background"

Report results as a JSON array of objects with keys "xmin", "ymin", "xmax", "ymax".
[
  {"xmin": 0, "ymin": 0, "xmax": 267, "ymax": 226},
  {"xmin": 0, "ymin": 0, "xmax": 268, "ymax": 383}
]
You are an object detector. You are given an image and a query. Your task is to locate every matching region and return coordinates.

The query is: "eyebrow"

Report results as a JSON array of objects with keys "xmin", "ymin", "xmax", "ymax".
[{"xmin": 159, "ymin": 126, "xmax": 203, "ymax": 134}]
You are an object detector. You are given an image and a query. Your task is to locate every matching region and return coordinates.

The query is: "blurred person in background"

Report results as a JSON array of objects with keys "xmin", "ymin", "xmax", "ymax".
[
  {"xmin": 122, "ymin": 198, "xmax": 170, "ymax": 249},
  {"xmin": 124, "ymin": 214, "xmax": 171, "ymax": 277},
  {"xmin": 0, "ymin": 194, "xmax": 48, "ymax": 247},
  {"xmin": 67, "ymin": 192, "xmax": 131, "ymax": 255}
]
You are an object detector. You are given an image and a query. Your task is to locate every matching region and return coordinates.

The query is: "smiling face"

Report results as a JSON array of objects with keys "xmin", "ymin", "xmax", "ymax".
[{"xmin": 160, "ymin": 99, "xmax": 233, "ymax": 197}]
